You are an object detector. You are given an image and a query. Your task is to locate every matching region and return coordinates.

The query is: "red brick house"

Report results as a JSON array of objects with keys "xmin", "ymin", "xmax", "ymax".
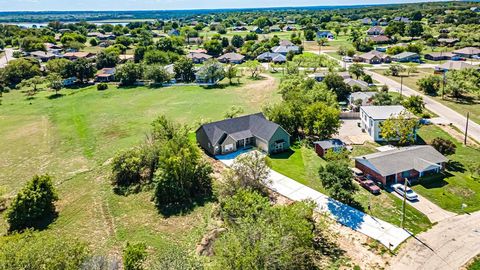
[{"xmin": 354, "ymin": 145, "xmax": 447, "ymax": 186}]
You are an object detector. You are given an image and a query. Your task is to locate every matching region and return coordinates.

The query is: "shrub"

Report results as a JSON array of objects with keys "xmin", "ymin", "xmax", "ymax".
[
  {"xmin": 123, "ymin": 242, "xmax": 147, "ymax": 270},
  {"xmin": 5, "ymin": 174, "xmax": 58, "ymax": 231},
  {"xmin": 431, "ymin": 137, "xmax": 456, "ymax": 155},
  {"xmin": 97, "ymin": 83, "xmax": 108, "ymax": 91}
]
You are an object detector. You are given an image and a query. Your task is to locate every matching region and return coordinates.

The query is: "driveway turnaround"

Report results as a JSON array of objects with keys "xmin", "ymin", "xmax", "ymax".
[
  {"xmin": 217, "ymin": 151, "xmax": 411, "ymax": 250},
  {"xmin": 390, "ymin": 210, "xmax": 480, "ymax": 270},
  {"xmin": 390, "ymin": 192, "xmax": 456, "ymax": 223}
]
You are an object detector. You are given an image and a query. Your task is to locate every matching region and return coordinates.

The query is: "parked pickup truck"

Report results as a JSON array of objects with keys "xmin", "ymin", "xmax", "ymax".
[{"xmin": 355, "ymin": 176, "xmax": 381, "ymax": 194}]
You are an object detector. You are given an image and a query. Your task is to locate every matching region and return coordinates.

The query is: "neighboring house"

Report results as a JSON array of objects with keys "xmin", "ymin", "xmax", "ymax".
[
  {"xmin": 470, "ymin": 7, "xmax": 479, "ymax": 12},
  {"xmin": 314, "ymin": 139, "xmax": 346, "ymax": 158},
  {"xmin": 368, "ymin": 35, "xmax": 391, "ymax": 44},
  {"xmin": 168, "ymin": 29, "xmax": 180, "ymax": 36},
  {"xmin": 437, "ymin": 38, "xmax": 459, "ymax": 46},
  {"xmin": 354, "ymin": 145, "xmax": 448, "ymax": 186},
  {"xmin": 392, "ymin": 52, "xmax": 420, "ymax": 62},
  {"xmin": 434, "ymin": 61, "xmax": 479, "ymax": 73},
  {"xmin": 356, "ymin": 50, "xmax": 391, "ymax": 64},
  {"xmin": 308, "ymin": 71, "xmax": 350, "ymax": 82},
  {"xmin": 360, "ymin": 105, "xmax": 414, "ymax": 142},
  {"xmin": 185, "ymin": 37, "xmax": 203, "ymax": 45},
  {"xmin": 233, "ymin": 26, "xmax": 248, "ymax": 31},
  {"xmin": 271, "ymin": 45, "xmax": 300, "ymax": 55},
  {"xmin": 283, "ymin": 25, "xmax": 296, "ymax": 31},
  {"xmin": 344, "ymin": 78, "xmax": 370, "ymax": 91},
  {"xmin": 95, "ymin": 68, "xmax": 116, "ymax": 82},
  {"xmin": 452, "ymin": 47, "xmax": 480, "ymax": 58},
  {"xmin": 63, "ymin": 52, "xmax": 95, "ymax": 61},
  {"xmin": 393, "ymin": 16, "xmax": 410, "ymax": 23},
  {"xmin": 119, "ymin": 54, "xmax": 135, "ymax": 63},
  {"xmin": 424, "ymin": 52, "xmax": 455, "ymax": 61},
  {"xmin": 87, "ymin": 32, "xmax": 115, "ymax": 40},
  {"xmin": 361, "ymin": 18, "xmax": 373, "ymax": 25},
  {"xmin": 217, "ymin": 52, "xmax": 245, "ymax": 64},
  {"xmin": 348, "ymin": 91, "xmax": 377, "ymax": 107},
  {"xmin": 251, "ymin": 27, "xmax": 264, "ymax": 34},
  {"xmin": 367, "ymin": 26, "xmax": 385, "ymax": 36},
  {"xmin": 256, "ymin": 52, "xmax": 287, "ymax": 63},
  {"xmin": 279, "ymin": 40, "xmax": 294, "ymax": 46},
  {"xmin": 196, "ymin": 113, "xmax": 290, "ymax": 155},
  {"xmin": 317, "ymin": 31, "xmax": 334, "ymax": 39},
  {"xmin": 187, "ymin": 52, "xmax": 212, "ymax": 64},
  {"xmin": 269, "ymin": 25, "xmax": 282, "ymax": 32},
  {"xmin": 29, "ymin": 51, "xmax": 56, "ymax": 62}
]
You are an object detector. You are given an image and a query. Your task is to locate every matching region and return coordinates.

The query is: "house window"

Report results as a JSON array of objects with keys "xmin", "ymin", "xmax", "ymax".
[{"xmin": 401, "ymin": 171, "xmax": 410, "ymax": 178}]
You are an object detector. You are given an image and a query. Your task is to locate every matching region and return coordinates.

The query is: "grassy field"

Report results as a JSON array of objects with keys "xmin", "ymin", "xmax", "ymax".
[
  {"xmin": 413, "ymin": 125, "xmax": 480, "ymax": 213},
  {"xmin": 468, "ymin": 256, "xmax": 480, "ymax": 270},
  {"xmin": 371, "ymin": 68, "xmax": 480, "ymax": 125},
  {"xmin": 0, "ymin": 76, "xmax": 281, "ymax": 254},
  {"xmin": 267, "ymin": 145, "xmax": 432, "ymax": 234}
]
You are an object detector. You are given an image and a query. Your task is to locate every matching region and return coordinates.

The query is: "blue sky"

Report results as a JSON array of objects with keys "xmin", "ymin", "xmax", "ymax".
[{"xmin": 0, "ymin": 0, "xmax": 446, "ymax": 11}]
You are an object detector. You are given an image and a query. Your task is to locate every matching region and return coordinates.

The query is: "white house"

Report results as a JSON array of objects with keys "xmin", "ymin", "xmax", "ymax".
[{"xmin": 360, "ymin": 105, "xmax": 413, "ymax": 141}]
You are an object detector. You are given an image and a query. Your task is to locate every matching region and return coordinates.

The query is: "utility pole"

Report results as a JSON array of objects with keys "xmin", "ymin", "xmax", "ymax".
[
  {"xmin": 464, "ymin": 112, "xmax": 469, "ymax": 145},
  {"xmin": 442, "ymin": 71, "xmax": 446, "ymax": 99}
]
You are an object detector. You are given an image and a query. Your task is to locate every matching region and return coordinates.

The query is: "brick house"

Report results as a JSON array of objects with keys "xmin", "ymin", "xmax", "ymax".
[
  {"xmin": 354, "ymin": 145, "xmax": 448, "ymax": 186},
  {"xmin": 313, "ymin": 139, "xmax": 346, "ymax": 157}
]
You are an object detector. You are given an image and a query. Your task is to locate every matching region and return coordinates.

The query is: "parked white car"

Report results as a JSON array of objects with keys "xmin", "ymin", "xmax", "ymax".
[{"xmin": 392, "ymin": 183, "xmax": 418, "ymax": 201}]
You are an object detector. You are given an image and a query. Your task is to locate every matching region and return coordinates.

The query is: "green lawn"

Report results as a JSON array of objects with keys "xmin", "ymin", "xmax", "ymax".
[
  {"xmin": 413, "ymin": 125, "xmax": 480, "ymax": 213},
  {"xmin": 468, "ymin": 256, "xmax": 480, "ymax": 270},
  {"xmin": 371, "ymin": 68, "xmax": 480, "ymax": 125},
  {"xmin": 0, "ymin": 77, "xmax": 280, "ymax": 253},
  {"xmin": 267, "ymin": 145, "xmax": 432, "ymax": 234}
]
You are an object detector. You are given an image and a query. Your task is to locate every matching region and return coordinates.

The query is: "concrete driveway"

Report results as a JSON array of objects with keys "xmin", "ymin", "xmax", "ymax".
[
  {"xmin": 217, "ymin": 150, "xmax": 411, "ymax": 250},
  {"xmin": 390, "ymin": 190, "xmax": 456, "ymax": 223},
  {"xmin": 336, "ymin": 119, "xmax": 373, "ymax": 145}
]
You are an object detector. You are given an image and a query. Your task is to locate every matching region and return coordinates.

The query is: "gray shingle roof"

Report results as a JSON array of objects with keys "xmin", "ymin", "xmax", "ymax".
[
  {"xmin": 314, "ymin": 139, "xmax": 345, "ymax": 150},
  {"xmin": 355, "ymin": 145, "xmax": 448, "ymax": 176},
  {"xmin": 198, "ymin": 113, "xmax": 284, "ymax": 145},
  {"xmin": 361, "ymin": 105, "xmax": 408, "ymax": 120}
]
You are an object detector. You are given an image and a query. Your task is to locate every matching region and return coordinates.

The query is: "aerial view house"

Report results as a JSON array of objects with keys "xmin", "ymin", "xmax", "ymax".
[
  {"xmin": 354, "ymin": 145, "xmax": 448, "ymax": 186},
  {"xmin": 424, "ymin": 52, "xmax": 455, "ymax": 61},
  {"xmin": 317, "ymin": 31, "xmax": 334, "ymax": 39},
  {"xmin": 251, "ymin": 27, "xmax": 264, "ymax": 34},
  {"xmin": 367, "ymin": 26, "xmax": 385, "ymax": 36},
  {"xmin": 344, "ymin": 78, "xmax": 370, "ymax": 91},
  {"xmin": 360, "ymin": 105, "xmax": 415, "ymax": 142},
  {"xmin": 196, "ymin": 113, "xmax": 290, "ymax": 156},
  {"xmin": 392, "ymin": 52, "xmax": 420, "ymax": 62},
  {"xmin": 29, "ymin": 51, "xmax": 56, "ymax": 62},
  {"xmin": 217, "ymin": 52, "xmax": 245, "ymax": 64},
  {"xmin": 368, "ymin": 35, "xmax": 391, "ymax": 44},
  {"xmin": 308, "ymin": 71, "xmax": 351, "ymax": 82},
  {"xmin": 452, "ymin": 47, "xmax": 480, "ymax": 58},
  {"xmin": 271, "ymin": 45, "xmax": 300, "ymax": 55},
  {"xmin": 187, "ymin": 52, "xmax": 212, "ymax": 64},
  {"xmin": 256, "ymin": 52, "xmax": 287, "ymax": 63},
  {"xmin": 356, "ymin": 50, "xmax": 391, "ymax": 64},
  {"xmin": 437, "ymin": 38, "xmax": 459, "ymax": 46},
  {"xmin": 434, "ymin": 61, "xmax": 479, "ymax": 73},
  {"xmin": 63, "ymin": 52, "xmax": 95, "ymax": 61},
  {"xmin": 349, "ymin": 91, "xmax": 377, "ymax": 107},
  {"xmin": 95, "ymin": 68, "xmax": 116, "ymax": 82},
  {"xmin": 314, "ymin": 139, "xmax": 346, "ymax": 158}
]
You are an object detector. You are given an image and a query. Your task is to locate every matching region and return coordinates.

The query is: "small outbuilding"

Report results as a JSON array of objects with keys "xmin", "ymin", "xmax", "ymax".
[{"xmin": 314, "ymin": 139, "xmax": 346, "ymax": 158}]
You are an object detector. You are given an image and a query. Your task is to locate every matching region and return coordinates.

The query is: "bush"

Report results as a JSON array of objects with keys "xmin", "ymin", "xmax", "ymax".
[
  {"xmin": 97, "ymin": 83, "xmax": 109, "ymax": 91},
  {"xmin": 5, "ymin": 174, "xmax": 58, "ymax": 231},
  {"xmin": 123, "ymin": 242, "xmax": 147, "ymax": 270},
  {"xmin": 0, "ymin": 230, "xmax": 89, "ymax": 269},
  {"xmin": 431, "ymin": 137, "xmax": 456, "ymax": 156}
]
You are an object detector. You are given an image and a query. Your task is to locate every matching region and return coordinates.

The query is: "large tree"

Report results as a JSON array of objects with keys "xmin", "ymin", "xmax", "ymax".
[
  {"xmin": 173, "ymin": 57, "xmax": 196, "ymax": 83},
  {"xmin": 303, "ymin": 102, "xmax": 341, "ymax": 139},
  {"xmin": 73, "ymin": 58, "xmax": 97, "ymax": 83},
  {"xmin": 318, "ymin": 161, "xmax": 358, "ymax": 205},
  {"xmin": 5, "ymin": 175, "xmax": 58, "ymax": 231},
  {"xmin": 116, "ymin": 62, "xmax": 143, "ymax": 86},
  {"xmin": 379, "ymin": 111, "xmax": 418, "ymax": 145},
  {"xmin": 0, "ymin": 58, "xmax": 41, "ymax": 86}
]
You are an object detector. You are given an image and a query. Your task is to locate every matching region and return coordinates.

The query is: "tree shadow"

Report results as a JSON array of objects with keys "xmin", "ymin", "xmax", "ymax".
[
  {"xmin": 8, "ymin": 211, "xmax": 58, "ymax": 233},
  {"xmin": 446, "ymin": 160, "xmax": 465, "ymax": 173},
  {"xmin": 157, "ymin": 196, "xmax": 214, "ymax": 218},
  {"xmin": 414, "ymin": 173, "xmax": 450, "ymax": 189},
  {"xmin": 47, "ymin": 93, "xmax": 64, "ymax": 99},
  {"xmin": 268, "ymin": 148, "xmax": 295, "ymax": 160},
  {"xmin": 327, "ymin": 198, "xmax": 365, "ymax": 231}
]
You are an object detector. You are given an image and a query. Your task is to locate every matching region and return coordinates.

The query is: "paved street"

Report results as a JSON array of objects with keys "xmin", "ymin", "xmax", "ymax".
[
  {"xmin": 217, "ymin": 150, "xmax": 411, "ymax": 250},
  {"xmin": 313, "ymin": 50, "xmax": 480, "ymax": 143},
  {"xmin": 390, "ymin": 211, "xmax": 480, "ymax": 270}
]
